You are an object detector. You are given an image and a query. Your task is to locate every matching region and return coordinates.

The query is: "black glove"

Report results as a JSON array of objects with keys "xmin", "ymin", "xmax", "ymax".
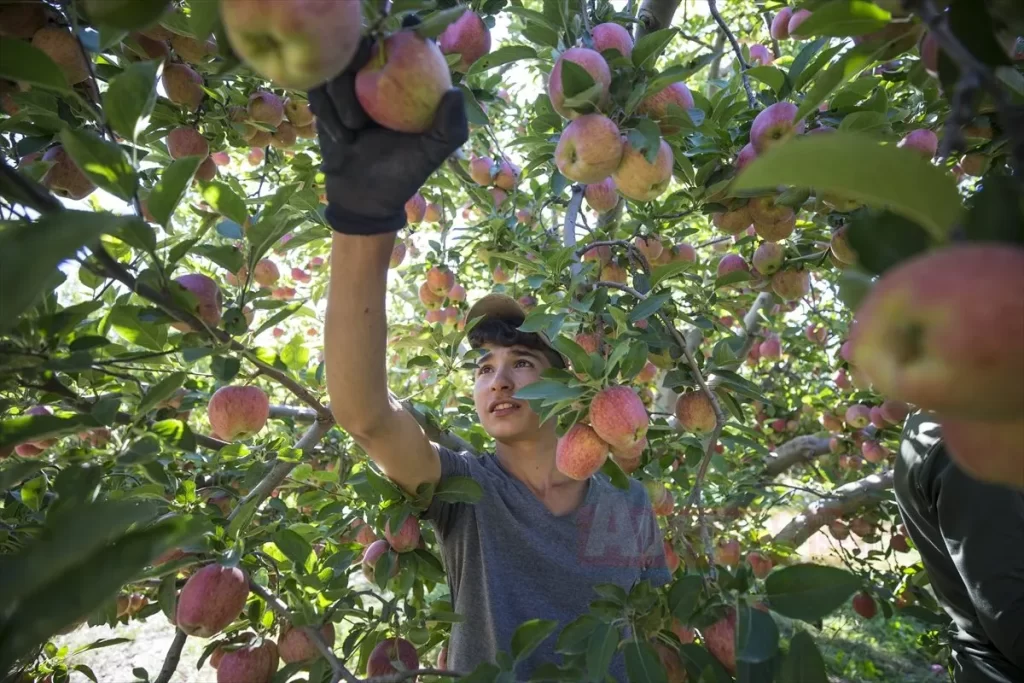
[{"xmin": 308, "ymin": 35, "xmax": 468, "ymax": 236}]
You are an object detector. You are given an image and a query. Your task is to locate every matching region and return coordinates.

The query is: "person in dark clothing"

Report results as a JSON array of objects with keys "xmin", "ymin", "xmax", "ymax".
[{"xmin": 894, "ymin": 412, "xmax": 1024, "ymax": 682}]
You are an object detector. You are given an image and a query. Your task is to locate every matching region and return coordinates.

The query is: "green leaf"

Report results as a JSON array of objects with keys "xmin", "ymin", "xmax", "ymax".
[
  {"xmin": 273, "ymin": 529, "xmax": 313, "ymax": 571},
  {"xmin": 201, "ymin": 181, "xmax": 249, "ymax": 226},
  {"xmin": 0, "ymin": 413, "xmax": 92, "ymax": 450},
  {"xmin": 629, "ymin": 292, "xmax": 671, "ymax": 323},
  {"xmin": 84, "ymin": 0, "xmax": 172, "ymax": 31},
  {"xmin": 106, "ymin": 305, "xmax": 168, "ymax": 351},
  {"xmin": 433, "ymin": 476, "xmax": 484, "ymax": 504},
  {"xmin": 736, "ymin": 603, "xmax": 779, "ymax": 664},
  {"xmin": 59, "ymin": 128, "xmax": 138, "ymax": 202},
  {"xmin": 559, "ymin": 58, "xmax": 598, "ymax": 99},
  {"xmin": 510, "ymin": 618, "xmax": 558, "ymax": 662},
  {"xmin": 587, "ymin": 622, "xmax": 620, "ymax": 680},
  {"xmin": 668, "ymin": 575, "xmax": 704, "ymax": 621},
  {"xmin": 147, "ymin": 156, "xmax": 202, "ymax": 228},
  {"xmin": 600, "ymin": 458, "xmax": 630, "ymax": 490},
  {"xmin": 466, "ymin": 45, "xmax": 537, "ymax": 75},
  {"xmin": 514, "ymin": 379, "xmax": 585, "ymax": 402},
  {"xmin": 625, "ymin": 640, "xmax": 668, "ymax": 683},
  {"xmin": 149, "ymin": 419, "xmax": 195, "ymax": 451},
  {"xmin": 137, "ymin": 372, "xmax": 187, "ymax": 415},
  {"xmin": 550, "ymin": 335, "xmax": 591, "ymax": 375},
  {"xmin": 632, "ymin": 28, "xmax": 676, "ymax": 69},
  {"xmin": 744, "ymin": 66, "xmax": 788, "ymax": 94},
  {"xmin": 0, "ymin": 211, "xmax": 125, "ymax": 334},
  {"xmin": 0, "ymin": 37, "xmax": 70, "ymax": 93},
  {"xmin": 104, "ymin": 60, "xmax": 160, "ymax": 142},
  {"xmin": 847, "ymin": 209, "xmax": 933, "ymax": 275},
  {"xmin": 458, "ymin": 83, "xmax": 489, "ymax": 126},
  {"xmin": 963, "ymin": 175, "xmax": 1024, "ymax": 246},
  {"xmin": 794, "ymin": 43, "xmax": 881, "ymax": 120},
  {"xmin": 765, "ymin": 563, "xmax": 861, "ymax": 622},
  {"xmin": 715, "ymin": 270, "xmax": 752, "ymax": 288},
  {"xmin": 0, "ymin": 462, "xmax": 44, "ymax": 493},
  {"xmin": 732, "ymin": 132, "xmax": 961, "ymax": 239},
  {"xmin": 414, "ymin": 5, "xmax": 468, "ymax": 39},
  {"xmin": 792, "ymin": 0, "xmax": 892, "ymax": 38},
  {"xmin": 778, "ymin": 631, "xmax": 829, "ymax": 683},
  {"xmin": 788, "ymin": 37, "xmax": 828, "ymax": 88},
  {"xmin": 188, "ymin": 0, "xmax": 221, "ymax": 40}
]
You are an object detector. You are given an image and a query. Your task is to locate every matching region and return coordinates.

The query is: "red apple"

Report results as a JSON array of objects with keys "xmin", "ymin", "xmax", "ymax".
[{"xmin": 547, "ymin": 47, "xmax": 611, "ymax": 119}]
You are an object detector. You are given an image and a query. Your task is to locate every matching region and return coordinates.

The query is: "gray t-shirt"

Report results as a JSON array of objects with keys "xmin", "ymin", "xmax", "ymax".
[{"xmin": 424, "ymin": 445, "xmax": 671, "ymax": 680}]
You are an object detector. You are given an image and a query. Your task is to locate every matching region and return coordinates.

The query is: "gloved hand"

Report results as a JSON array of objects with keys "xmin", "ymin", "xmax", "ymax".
[{"xmin": 308, "ymin": 34, "xmax": 468, "ymax": 235}]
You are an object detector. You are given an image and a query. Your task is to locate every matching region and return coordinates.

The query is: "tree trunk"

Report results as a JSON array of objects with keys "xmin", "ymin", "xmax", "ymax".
[{"xmin": 636, "ymin": 0, "xmax": 682, "ymax": 41}]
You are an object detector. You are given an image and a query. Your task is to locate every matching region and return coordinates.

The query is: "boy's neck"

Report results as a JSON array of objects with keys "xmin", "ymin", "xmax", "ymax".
[{"xmin": 495, "ymin": 430, "xmax": 587, "ymax": 508}]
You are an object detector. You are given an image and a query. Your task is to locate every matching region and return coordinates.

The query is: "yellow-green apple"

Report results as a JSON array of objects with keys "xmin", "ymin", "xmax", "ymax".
[
  {"xmin": 759, "ymin": 334, "xmax": 782, "ymax": 359},
  {"xmin": 162, "ymin": 63, "xmax": 204, "ymax": 111},
  {"xmin": 426, "ymin": 266, "xmax": 454, "ymax": 296},
  {"xmin": 591, "ymin": 22, "xmax": 633, "ymax": 58},
  {"xmin": 788, "ymin": 9, "xmax": 813, "ymax": 36},
  {"xmin": 735, "ymin": 142, "xmax": 757, "ymax": 171},
  {"xmin": 635, "ymin": 235, "xmax": 664, "ymax": 262},
  {"xmin": 753, "ymin": 242, "xmax": 784, "ymax": 275},
  {"xmin": 555, "ymin": 423, "xmax": 609, "ymax": 480},
  {"xmin": 0, "ymin": 0, "xmax": 46, "ymax": 39},
  {"xmin": 675, "ymin": 390, "xmax": 716, "ymax": 433},
  {"xmin": 424, "ymin": 202, "xmax": 442, "ymax": 222},
  {"xmin": 172, "ymin": 274, "xmax": 223, "ymax": 331},
  {"xmin": 448, "ymin": 283, "xmax": 466, "ymax": 301},
  {"xmin": 897, "ymin": 128, "xmax": 938, "ymax": 158},
  {"xmin": 270, "ymin": 122, "xmax": 297, "ymax": 148},
  {"xmin": 749, "ymin": 101, "xmax": 805, "ymax": 153},
  {"xmin": 717, "ymin": 253, "xmax": 749, "ymax": 278},
  {"xmin": 492, "ymin": 264, "xmax": 510, "ymax": 283},
  {"xmin": 176, "ymin": 564, "xmax": 249, "ymax": 637},
  {"xmin": 294, "ymin": 121, "xmax": 316, "ymax": 138},
  {"xmin": 384, "ymin": 515, "xmax": 420, "ymax": 553},
  {"xmin": 171, "ymin": 33, "xmax": 216, "ymax": 64},
  {"xmin": 248, "ymin": 91, "xmax": 284, "ymax": 126},
  {"xmin": 32, "ymin": 27, "xmax": 89, "ymax": 85},
  {"xmin": 635, "ymin": 82, "xmax": 694, "ymax": 135},
  {"xmin": 712, "ymin": 205, "xmax": 752, "ymax": 235},
  {"xmin": 749, "ymin": 43, "xmax": 773, "ymax": 65},
  {"xmin": 849, "ymin": 245, "xmax": 1024, "ymax": 420},
  {"xmin": 41, "ymin": 145, "xmax": 95, "ymax": 200},
  {"xmin": 438, "ymin": 9, "xmax": 491, "ymax": 72},
  {"xmin": 367, "ymin": 638, "xmax": 419, "ymax": 677},
  {"xmin": 704, "ymin": 607, "xmax": 737, "ymax": 673},
  {"xmin": 749, "ymin": 196, "xmax": 796, "ymax": 241},
  {"xmin": 554, "ymin": 113, "xmax": 623, "ymax": 183},
  {"xmin": 284, "ymin": 98, "xmax": 314, "ymax": 127},
  {"xmin": 845, "ymin": 404, "xmax": 871, "ymax": 428},
  {"xmin": 405, "ymin": 192, "xmax": 427, "ymax": 223},
  {"xmin": 547, "ymin": 47, "xmax": 611, "ymax": 119},
  {"xmin": 418, "ymin": 282, "xmax": 443, "ymax": 310},
  {"xmin": 279, "ymin": 623, "xmax": 335, "ymax": 664},
  {"xmin": 221, "ymin": 0, "xmax": 361, "ymax": 90},
  {"xmin": 253, "ymin": 259, "xmax": 279, "ymax": 287},
  {"xmin": 770, "ymin": 268, "xmax": 809, "ymax": 300},
  {"xmin": 356, "ymin": 30, "xmax": 452, "ymax": 134},
  {"xmin": 942, "ymin": 415, "xmax": 1023, "ymax": 488},
  {"xmin": 613, "ymin": 139, "xmax": 673, "ymax": 201},
  {"xmin": 830, "ymin": 226, "xmax": 857, "ymax": 264},
  {"xmin": 469, "ymin": 156, "xmax": 493, "ymax": 185},
  {"xmin": 771, "ymin": 7, "xmax": 793, "ymax": 40},
  {"xmin": 494, "ymin": 158, "xmax": 519, "ymax": 190},
  {"xmin": 644, "ymin": 481, "xmax": 674, "ymax": 516},
  {"xmin": 208, "ymin": 386, "xmax": 269, "ymax": 441},
  {"xmin": 852, "ymin": 592, "xmax": 877, "ymax": 619},
  {"xmin": 600, "ymin": 261, "xmax": 627, "ymax": 283},
  {"xmin": 589, "ymin": 385, "xmax": 649, "ymax": 450},
  {"xmin": 584, "ymin": 177, "xmax": 619, "ymax": 213},
  {"xmin": 167, "ymin": 127, "xmax": 209, "ymax": 160},
  {"xmin": 216, "ymin": 639, "xmax": 278, "ymax": 683}
]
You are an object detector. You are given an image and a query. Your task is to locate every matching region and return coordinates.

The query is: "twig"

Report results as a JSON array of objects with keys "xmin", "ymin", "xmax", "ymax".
[
  {"xmin": 762, "ymin": 11, "xmax": 781, "ymax": 60},
  {"xmin": 563, "ymin": 185, "xmax": 584, "ymax": 277},
  {"xmin": 248, "ymin": 580, "xmax": 358, "ymax": 683},
  {"xmin": 153, "ymin": 629, "xmax": 187, "ymax": 683},
  {"xmin": 707, "ymin": 0, "xmax": 757, "ymax": 109}
]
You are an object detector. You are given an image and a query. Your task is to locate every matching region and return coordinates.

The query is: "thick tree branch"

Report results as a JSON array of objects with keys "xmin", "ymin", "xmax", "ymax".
[
  {"xmin": 635, "ymin": 0, "xmax": 682, "ymax": 41},
  {"xmin": 763, "ymin": 435, "xmax": 832, "ymax": 477},
  {"xmin": 771, "ymin": 471, "xmax": 894, "ymax": 550},
  {"xmin": 153, "ymin": 629, "xmax": 187, "ymax": 683},
  {"xmin": 563, "ymin": 185, "xmax": 584, "ymax": 277}
]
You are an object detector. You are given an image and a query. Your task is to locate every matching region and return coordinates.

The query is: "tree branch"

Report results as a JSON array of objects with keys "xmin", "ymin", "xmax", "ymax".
[
  {"xmin": 635, "ymin": 0, "xmax": 682, "ymax": 42},
  {"xmin": 153, "ymin": 629, "xmax": 187, "ymax": 683},
  {"xmin": 563, "ymin": 185, "xmax": 584, "ymax": 278},
  {"xmin": 762, "ymin": 435, "xmax": 832, "ymax": 477},
  {"xmin": 707, "ymin": 0, "xmax": 757, "ymax": 108},
  {"xmin": 771, "ymin": 471, "xmax": 894, "ymax": 550}
]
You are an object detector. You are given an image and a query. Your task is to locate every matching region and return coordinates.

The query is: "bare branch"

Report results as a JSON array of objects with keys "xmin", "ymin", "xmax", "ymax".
[
  {"xmin": 153, "ymin": 629, "xmax": 187, "ymax": 683},
  {"xmin": 707, "ymin": 0, "xmax": 757, "ymax": 108},
  {"xmin": 564, "ymin": 185, "xmax": 584, "ymax": 278},
  {"xmin": 635, "ymin": 0, "xmax": 682, "ymax": 41},
  {"xmin": 763, "ymin": 435, "xmax": 832, "ymax": 477},
  {"xmin": 772, "ymin": 471, "xmax": 894, "ymax": 550}
]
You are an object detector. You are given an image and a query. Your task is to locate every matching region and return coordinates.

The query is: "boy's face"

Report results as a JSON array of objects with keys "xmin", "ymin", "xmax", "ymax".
[{"xmin": 473, "ymin": 343, "xmax": 553, "ymax": 442}]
